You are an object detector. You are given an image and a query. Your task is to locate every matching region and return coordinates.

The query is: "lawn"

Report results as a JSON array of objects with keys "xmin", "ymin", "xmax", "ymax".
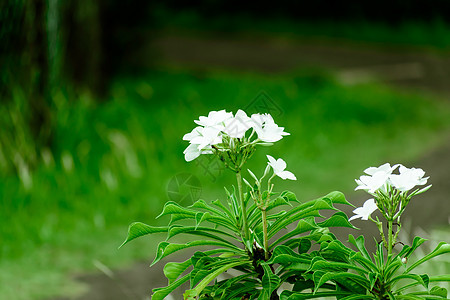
[{"xmin": 1, "ymin": 68, "xmax": 450, "ymax": 299}]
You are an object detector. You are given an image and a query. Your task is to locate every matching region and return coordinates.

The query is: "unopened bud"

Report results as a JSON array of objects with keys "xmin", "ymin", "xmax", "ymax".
[{"xmin": 401, "ymin": 257, "xmax": 407, "ymax": 264}]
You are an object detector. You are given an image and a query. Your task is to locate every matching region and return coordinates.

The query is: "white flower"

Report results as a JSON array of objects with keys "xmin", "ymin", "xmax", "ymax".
[
  {"xmin": 194, "ymin": 110, "xmax": 233, "ymax": 128},
  {"xmin": 183, "ymin": 143, "xmax": 213, "ymax": 162},
  {"xmin": 183, "ymin": 143, "xmax": 202, "ymax": 162},
  {"xmin": 189, "ymin": 126, "xmax": 223, "ymax": 150},
  {"xmin": 251, "ymin": 113, "xmax": 289, "ymax": 143},
  {"xmin": 223, "ymin": 109, "xmax": 252, "ymax": 138},
  {"xmin": 389, "ymin": 165, "xmax": 429, "ymax": 192},
  {"xmin": 364, "ymin": 163, "xmax": 399, "ymax": 176},
  {"xmin": 355, "ymin": 171, "xmax": 390, "ymax": 194},
  {"xmin": 267, "ymin": 155, "xmax": 296, "ymax": 180},
  {"xmin": 183, "ymin": 126, "xmax": 203, "ymax": 142},
  {"xmin": 349, "ymin": 199, "xmax": 378, "ymax": 221}
]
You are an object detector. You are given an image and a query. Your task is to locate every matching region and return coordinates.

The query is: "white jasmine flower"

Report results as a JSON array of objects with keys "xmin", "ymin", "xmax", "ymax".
[
  {"xmin": 355, "ymin": 171, "xmax": 390, "ymax": 194},
  {"xmin": 349, "ymin": 198, "xmax": 378, "ymax": 221},
  {"xmin": 267, "ymin": 155, "xmax": 297, "ymax": 180},
  {"xmin": 389, "ymin": 165, "xmax": 429, "ymax": 192},
  {"xmin": 183, "ymin": 143, "xmax": 213, "ymax": 162},
  {"xmin": 183, "ymin": 126, "xmax": 203, "ymax": 142},
  {"xmin": 250, "ymin": 113, "xmax": 273, "ymax": 129},
  {"xmin": 223, "ymin": 109, "xmax": 252, "ymax": 138},
  {"xmin": 183, "ymin": 144, "xmax": 202, "ymax": 162},
  {"xmin": 194, "ymin": 110, "xmax": 233, "ymax": 128},
  {"xmin": 364, "ymin": 163, "xmax": 399, "ymax": 176},
  {"xmin": 252, "ymin": 114, "xmax": 289, "ymax": 143},
  {"xmin": 189, "ymin": 126, "xmax": 223, "ymax": 150}
]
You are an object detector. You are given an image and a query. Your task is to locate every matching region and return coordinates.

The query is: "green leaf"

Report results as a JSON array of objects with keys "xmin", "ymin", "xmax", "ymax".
[
  {"xmin": 270, "ymin": 217, "xmax": 319, "ymax": 249},
  {"xmin": 292, "ymin": 279, "xmax": 315, "ymax": 292},
  {"xmin": 266, "ymin": 245, "xmax": 311, "ymax": 270},
  {"xmin": 314, "ymin": 271, "xmax": 370, "ymax": 293},
  {"xmin": 430, "ymin": 286, "xmax": 448, "ymax": 298},
  {"xmin": 119, "ymin": 222, "xmax": 167, "ymax": 248},
  {"xmin": 280, "ymin": 190, "xmax": 299, "ymax": 202},
  {"xmin": 163, "ymin": 259, "xmax": 192, "ymax": 284},
  {"xmin": 190, "ymin": 199, "xmax": 228, "ymax": 219},
  {"xmin": 318, "ymin": 212, "xmax": 356, "ymax": 229},
  {"xmin": 348, "ymin": 234, "xmax": 371, "ymax": 261},
  {"xmin": 261, "ymin": 264, "xmax": 281, "ymax": 297},
  {"xmin": 388, "ymin": 273, "xmax": 428, "ymax": 289},
  {"xmin": 323, "ymin": 191, "xmax": 354, "ymax": 207},
  {"xmin": 298, "ymin": 238, "xmax": 312, "ymax": 254},
  {"xmin": 183, "ymin": 261, "xmax": 246, "ymax": 299},
  {"xmin": 384, "ymin": 258, "xmax": 403, "ymax": 281},
  {"xmin": 190, "ymin": 257, "xmax": 240, "ymax": 288},
  {"xmin": 308, "ymin": 258, "xmax": 368, "ymax": 275},
  {"xmin": 268, "ymin": 206, "xmax": 324, "ymax": 238},
  {"xmin": 338, "ymin": 295, "xmax": 375, "ymax": 300},
  {"xmin": 152, "ymin": 273, "xmax": 190, "ymax": 300},
  {"xmin": 280, "ymin": 290, "xmax": 355, "ymax": 299},
  {"xmin": 157, "ymin": 201, "xmax": 196, "ymax": 219},
  {"xmin": 167, "ymin": 225, "xmax": 238, "ymax": 243},
  {"xmin": 407, "ymin": 242, "xmax": 450, "ymax": 273},
  {"xmin": 395, "ymin": 236, "xmax": 426, "ymax": 261},
  {"xmin": 151, "ymin": 240, "xmax": 244, "ymax": 266},
  {"xmin": 396, "ymin": 275, "xmax": 450, "ymax": 293}
]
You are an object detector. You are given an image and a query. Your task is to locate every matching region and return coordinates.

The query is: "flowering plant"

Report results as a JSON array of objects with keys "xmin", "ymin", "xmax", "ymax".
[
  {"xmin": 284, "ymin": 164, "xmax": 449, "ymax": 299},
  {"xmin": 121, "ymin": 110, "xmax": 449, "ymax": 299}
]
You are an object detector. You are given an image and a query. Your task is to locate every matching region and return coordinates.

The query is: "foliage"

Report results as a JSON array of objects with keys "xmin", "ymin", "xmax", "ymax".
[{"xmin": 2, "ymin": 69, "xmax": 450, "ymax": 300}]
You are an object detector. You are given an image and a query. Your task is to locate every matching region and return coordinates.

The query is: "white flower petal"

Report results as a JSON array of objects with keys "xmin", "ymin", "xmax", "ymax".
[
  {"xmin": 349, "ymin": 199, "xmax": 378, "ymax": 222},
  {"xmin": 278, "ymin": 171, "xmax": 297, "ymax": 180},
  {"xmin": 267, "ymin": 155, "xmax": 296, "ymax": 180}
]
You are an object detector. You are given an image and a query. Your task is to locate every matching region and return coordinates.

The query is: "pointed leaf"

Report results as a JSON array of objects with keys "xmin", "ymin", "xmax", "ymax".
[
  {"xmin": 183, "ymin": 261, "xmax": 246, "ymax": 299},
  {"xmin": 152, "ymin": 273, "xmax": 190, "ymax": 300},
  {"xmin": 261, "ymin": 264, "xmax": 281, "ymax": 297},
  {"xmin": 151, "ymin": 240, "xmax": 243, "ymax": 266},
  {"xmin": 430, "ymin": 286, "xmax": 448, "ymax": 298},
  {"xmin": 120, "ymin": 222, "xmax": 167, "ymax": 247},
  {"xmin": 318, "ymin": 212, "xmax": 356, "ymax": 229},
  {"xmin": 163, "ymin": 259, "xmax": 192, "ymax": 284},
  {"xmin": 407, "ymin": 242, "xmax": 450, "ymax": 272}
]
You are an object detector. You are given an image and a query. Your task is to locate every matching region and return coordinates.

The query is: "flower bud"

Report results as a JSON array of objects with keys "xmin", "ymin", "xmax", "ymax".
[{"xmin": 401, "ymin": 257, "xmax": 407, "ymax": 264}]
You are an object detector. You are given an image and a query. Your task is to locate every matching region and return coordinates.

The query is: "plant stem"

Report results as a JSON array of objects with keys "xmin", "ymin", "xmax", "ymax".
[
  {"xmin": 236, "ymin": 171, "xmax": 250, "ymax": 241},
  {"xmin": 262, "ymin": 209, "xmax": 269, "ymax": 260},
  {"xmin": 387, "ymin": 220, "xmax": 393, "ymax": 256}
]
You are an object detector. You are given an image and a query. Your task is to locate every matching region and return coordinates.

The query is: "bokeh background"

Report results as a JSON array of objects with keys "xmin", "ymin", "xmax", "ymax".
[{"xmin": 1, "ymin": 1, "xmax": 450, "ymax": 299}]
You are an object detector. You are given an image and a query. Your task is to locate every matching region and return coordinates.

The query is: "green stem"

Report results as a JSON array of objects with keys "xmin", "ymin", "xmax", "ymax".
[
  {"xmin": 262, "ymin": 209, "xmax": 269, "ymax": 260},
  {"xmin": 371, "ymin": 217, "xmax": 388, "ymax": 251},
  {"xmin": 236, "ymin": 171, "xmax": 250, "ymax": 242},
  {"xmin": 387, "ymin": 220, "xmax": 393, "ymax": 256}
]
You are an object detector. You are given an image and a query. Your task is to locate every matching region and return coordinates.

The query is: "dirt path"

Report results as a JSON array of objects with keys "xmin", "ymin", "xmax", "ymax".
[{"xmin": 54, "ymin": 32, "xmax": 450, "ymax": 300}]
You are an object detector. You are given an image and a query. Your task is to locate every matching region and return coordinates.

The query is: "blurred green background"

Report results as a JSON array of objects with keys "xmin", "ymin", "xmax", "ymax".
[{"xmin": 1, "ymin": 1, "xmax": 450, "ymax": 299}]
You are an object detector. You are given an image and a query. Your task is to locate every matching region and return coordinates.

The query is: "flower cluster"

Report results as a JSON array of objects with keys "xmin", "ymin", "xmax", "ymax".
[
  {"xmin": 183, "ymin": 109, "xmax": 289, "ymax": 163},
  {"xmin": 350, "ymin": 163, "xmax": 430, "ymax": 221}
]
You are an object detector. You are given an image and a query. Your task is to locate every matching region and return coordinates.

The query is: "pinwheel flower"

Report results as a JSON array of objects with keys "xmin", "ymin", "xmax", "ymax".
[
  {"xmin": 389, "ymin": 165, "xmax": 429, "ymax": 192},
  {"xmin": 251, "ymin": 113, "xmax": 289, "ymax": 143},
  {"xmin": 223, "ymin": 109, "xmax": 253, "ymax": 139},
  {"xmin": 267, "ymin": 155, "xmax": 297, "ymax": 180},
  {"xmin": 349, "ymin": 198, "xmax": 378, "ymax": 221},
  {"xmin": 183, "ymin": 109, "xmax": 290, "ymax": 162}
]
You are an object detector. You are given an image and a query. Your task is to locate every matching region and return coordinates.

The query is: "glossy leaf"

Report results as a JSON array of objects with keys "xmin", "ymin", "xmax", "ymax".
[
  {"xmin": 151, "ymin": 240, "xmax": 244, "ymax": 266},
  {"xmin": 317, "ymin": 212, "xmax": 356, "ymax": 229},
  {"xmin": 152, "ymin": 273, "xmax": 190, "ymax": 300},
  {"xmin": 183, "ymin": 261, "xmax": 246, "ymax": 299},
  {"xmin": 407, "ymin": 242, "xmax": 450, "ymax": 273},
  {"xmin": 163, "ymin": 259, "xmax": 192, "ymax": 284},
  {"xmin": 270, "ymin": 217, "xmax": 318, "ymax": 249},
  {"xmin": 120, "ymin": 222, "xmax": 167, "ymax": 247}
]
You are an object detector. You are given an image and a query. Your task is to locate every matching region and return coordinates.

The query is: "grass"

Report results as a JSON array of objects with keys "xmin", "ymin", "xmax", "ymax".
[{"xmin": 1, "ymin": 68, "xmax": 450, "ymax": 299}]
